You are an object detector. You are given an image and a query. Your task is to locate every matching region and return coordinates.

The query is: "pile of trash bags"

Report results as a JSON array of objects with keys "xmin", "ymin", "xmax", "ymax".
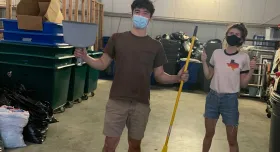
[
  {"xmin": 0, "ymin": 84, "xmax": 58, "ymax": 149},
  {"xmin": 155, "ymin": 31, "xmax": 204, "ymax": 59}
]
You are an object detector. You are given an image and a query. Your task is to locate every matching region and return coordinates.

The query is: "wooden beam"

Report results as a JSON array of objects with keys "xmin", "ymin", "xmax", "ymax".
[
  {"xmin": 6, "ymin": 0, "xmax": 12, "ymax": 19},
  {"xmin": 87, "ymin": 0, "xmax": 91, "ymax": 22},
  {"xmin": 74, "ymin": 0, "xmax": 79, "ymax": 21},
  {"xmin": 95, "ymin": 2, "xmax": 99, "ymax": 24},
  {"xmin": 62, "ymin": 0, "xmax": 66, "ymax": 18},
  {"xmin": 94, "ymin": 2, "xmax": 99, "ymax": 49},
  {"xmin": 81, "ymin": 0, "xmax": 85, "ymax": 22},
  {"xmin": 99, "ymin": 4, "xmax": 104, "ymax": 48},
  {"xmin": 69, "ymin": 0, "xmax": 73, "ymax": 20},
  {"xmin": 91, "ymin": 0, "xmax": 95, "ymax": 23}
]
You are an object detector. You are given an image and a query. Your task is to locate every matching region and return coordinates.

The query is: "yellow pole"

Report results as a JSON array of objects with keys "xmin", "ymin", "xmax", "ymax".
[{"xmin": 162, "ymin": 26, "xmax": 198, "ymax": 152}]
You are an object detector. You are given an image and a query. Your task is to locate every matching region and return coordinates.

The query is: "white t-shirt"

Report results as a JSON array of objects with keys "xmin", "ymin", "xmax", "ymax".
[{"xmin": 209, "ymin": 49, "xmax": 250, "ymax": 93}]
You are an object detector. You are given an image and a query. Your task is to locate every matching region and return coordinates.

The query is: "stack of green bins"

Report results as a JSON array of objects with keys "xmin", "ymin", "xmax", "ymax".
[
  {"xmin": 81, "ymin": 51, "xmax": 103, "ymax": 100},
  {"xmin": 0, "ymin": 41, "xmax": 75, "ymax": 112}
]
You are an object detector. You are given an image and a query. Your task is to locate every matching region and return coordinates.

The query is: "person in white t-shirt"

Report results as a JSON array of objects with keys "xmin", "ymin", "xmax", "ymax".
[{"xmin": 201, "ymin": 23, "xmax": 257, "ymax": 152}]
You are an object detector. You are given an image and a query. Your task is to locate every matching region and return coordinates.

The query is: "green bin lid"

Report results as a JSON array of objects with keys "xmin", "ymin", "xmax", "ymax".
[
  {"xmin": 0, "ymin": 52, "xmax": 75, "ymax": 60},
  {"xmin": 0, "ymin": 61, "xmax": 75, "ymax": 70}
]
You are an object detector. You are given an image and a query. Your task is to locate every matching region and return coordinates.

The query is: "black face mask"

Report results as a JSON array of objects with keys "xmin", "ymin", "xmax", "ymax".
[{"xmin": 226, "ymin": 35, "xmax": 242, "ymax": 46}]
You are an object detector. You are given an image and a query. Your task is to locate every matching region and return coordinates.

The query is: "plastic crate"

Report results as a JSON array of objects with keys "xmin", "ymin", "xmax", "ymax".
[
  {"xmin": 1, "ymin": 18, "xmax": 63, "ymax": 34},
  {"xmin": 2, "ymin": 30, "xmax": 65, "ymax": 45}
]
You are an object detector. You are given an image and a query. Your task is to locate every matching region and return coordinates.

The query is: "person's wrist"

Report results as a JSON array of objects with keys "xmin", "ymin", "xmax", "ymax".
[
  {"xmin": 82, "ymin": 54, "xmax": 90, "ymax": 61},
  {"xmin": 175, "ymin": 75, "xmax": 181, "ymax": 83}
]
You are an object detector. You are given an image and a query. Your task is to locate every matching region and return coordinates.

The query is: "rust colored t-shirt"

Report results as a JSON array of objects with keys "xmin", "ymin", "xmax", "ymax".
[{"xmin": 103, "ymin": 31, "xmax": 168, "ymax": 105}]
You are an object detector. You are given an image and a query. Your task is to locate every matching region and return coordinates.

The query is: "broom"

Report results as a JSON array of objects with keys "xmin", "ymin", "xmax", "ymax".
[{"xmin": 161, "ymin": 26, "xmax": 198, "ymax": 152}]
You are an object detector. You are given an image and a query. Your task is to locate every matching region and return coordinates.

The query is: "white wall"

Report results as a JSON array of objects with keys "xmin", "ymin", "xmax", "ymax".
[
  {"xmin": 263, "ymin": 0, "xmax": 280, "ymax": 24},
  {"xmin": 103, "ymin": 16, "xmax": 265, "ymax": 42},
  {"xmin": 102, "ymin": 0, "xmax": 280, "ymax": 25},
  {"xmin": 100, "ymin": 0, "xmax": 280, "ymax": 42}
]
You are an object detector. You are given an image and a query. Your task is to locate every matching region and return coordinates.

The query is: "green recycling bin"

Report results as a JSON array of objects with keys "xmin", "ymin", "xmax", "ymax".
[
  {"xmin": 0, "ymin": 62, "xmax": 74, "ymax": 112},
  {"xmin": 0, "ymin": 41, "xmax": 74, "ymax": 58},
  {"xmin": 67, "ymin": 63, "xmax": 87, "ymax": 104},
  {"xmin": 0, "ymin": 42, "xmax": 75, "ymax": 112},
  {"xmin": 82, "ymin": 52, "xmax": 103, "ymax": 100},
  {"xmin": 0, "ymin": 52, "xmax": 74, "ymax": 68}
]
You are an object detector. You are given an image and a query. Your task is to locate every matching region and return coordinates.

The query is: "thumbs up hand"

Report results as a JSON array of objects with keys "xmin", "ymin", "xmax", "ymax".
[
  {"xmin": 201, "ymin": 49, "xmax": 207, "ymax": 63},
  {"xmin": 250, "ymin": 56, "xmax": 257, "ymax": 70}
]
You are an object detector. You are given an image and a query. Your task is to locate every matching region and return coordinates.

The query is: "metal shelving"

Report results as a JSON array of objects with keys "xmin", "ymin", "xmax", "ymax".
[
  {"xmin": 240, "ymin": 48, "xmax": 274, "ymax": 98},
  {"xmin": 239, "ymin": 38, "xmax": 279, "ymax": 98},
  {"xmin": 240, "ymin": 62, "xmax": 266, "ymax": 98}
]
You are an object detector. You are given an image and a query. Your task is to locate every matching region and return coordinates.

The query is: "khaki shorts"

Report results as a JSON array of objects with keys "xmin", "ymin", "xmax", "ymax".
[{"xmin": 103, "ymin": 99, "xmax": 151, "ymax": 140}]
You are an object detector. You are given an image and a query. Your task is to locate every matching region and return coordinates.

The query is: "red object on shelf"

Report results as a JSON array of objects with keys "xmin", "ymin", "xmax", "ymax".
[{"xmin": 276, "ymin": 72, "xmax": 280, "ymax": 77}]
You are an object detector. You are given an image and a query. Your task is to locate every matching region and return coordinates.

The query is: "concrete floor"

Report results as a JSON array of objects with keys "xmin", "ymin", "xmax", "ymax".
[{"xmin": 7, "ymin": 80, "xmax": 270, "ymax": 152}]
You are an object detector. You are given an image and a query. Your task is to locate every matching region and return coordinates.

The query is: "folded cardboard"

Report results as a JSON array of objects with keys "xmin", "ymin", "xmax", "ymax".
[{"xmin": 16, "ymin": 0, "xmax": 63, "ymax": 31}]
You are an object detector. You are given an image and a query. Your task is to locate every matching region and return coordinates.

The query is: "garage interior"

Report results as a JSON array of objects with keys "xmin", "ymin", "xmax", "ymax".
[{"xmin": 0, "ymin": 0, "xmax": 280, "ymax": 152}]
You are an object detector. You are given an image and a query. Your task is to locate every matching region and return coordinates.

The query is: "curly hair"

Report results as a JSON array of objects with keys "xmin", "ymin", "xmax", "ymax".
[
  {"xmin": 226, "ymin": 23, "xmax": 248, "ymax": 46},
  {"xmin": 131, "ymin": 0, "xmax": 155, "ymax": 17}
]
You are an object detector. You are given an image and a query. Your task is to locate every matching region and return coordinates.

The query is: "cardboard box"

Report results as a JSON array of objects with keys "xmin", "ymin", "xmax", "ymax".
[{"xmin": 16, "ymin": 0, "xmax": 64, "ymax": 31}]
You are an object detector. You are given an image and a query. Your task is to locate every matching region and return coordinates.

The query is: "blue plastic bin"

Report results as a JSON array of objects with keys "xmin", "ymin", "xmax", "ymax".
[
  {"xmin": 0, "ymin": 40, "xmax": 69, "ymax": 47},
  {"xmin": 1, "ymin": 19, "xmax": 63, "ymax": 34},
  {"xmin": 103, "ymin": 36, "xmax": 110, "ymax": 48},
  {"xmin": 2, "ymin": 30, "xmax": 65, "ymax": 45},
  {"xmin": 150, "ymin": 73, "xmax": 157, "ymax": 85},
  {"xmin": 179, "ymin": 59, "xmax": 201, "ymax": 90},
  {"xmin": 99, "ymin": 60, "xmax": 115, "ymax": 80}
]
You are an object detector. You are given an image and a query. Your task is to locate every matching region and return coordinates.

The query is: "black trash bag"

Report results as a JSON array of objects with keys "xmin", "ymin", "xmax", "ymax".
[
  {"xmin": 162, "ymin": 34, "xmax": 170, "ymax": 39},
  {"xmin": 170, "ymin": 31, "xmax": 190, "ymax": 42},
  {"xmin": 1, "ymin": 84, "xmax": 58, "ymax": 144},
  {"xmin": 0, "ymin": 89, "xmax": 11, "ymax": 106},
  {"xmin": 170, "ymin": 31, "xmax": 185, "ymax": 41},
  {"xmin": 180, "ymin": 37, "xmax": 204, "ymax": 59},
  {"xmin": 155, "ymin": 35, "xmax": 162, "ymax": 41}
]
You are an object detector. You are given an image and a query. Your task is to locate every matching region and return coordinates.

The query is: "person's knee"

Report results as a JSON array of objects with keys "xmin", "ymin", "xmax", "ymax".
[
  {"xmin": 103, "ymin": 136, "xmax": 120, "ymax": 151},
  {"xmin": 205, "ymin": 130, "xmax": 215, "ymax": 139},
  {"xmin": 226, "ymin": 127, "xmax": 238, "ymax": 147},
  {"xmin": 228, "ymin": 137, "xmax": 238, "ymax": 147}
]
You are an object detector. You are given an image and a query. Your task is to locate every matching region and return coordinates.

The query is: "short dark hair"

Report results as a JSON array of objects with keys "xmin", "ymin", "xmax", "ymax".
[
  {"xmin": 131, "ymin": 0, "xmax": 155, "ymax": 17},
  {"xmin": 226, "ymin": 23, "xmax": 248, "ymax": 46}
]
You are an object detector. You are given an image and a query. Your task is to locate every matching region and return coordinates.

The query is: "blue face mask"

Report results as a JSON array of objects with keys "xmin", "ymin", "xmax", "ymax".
[{"xmin": 132, "ymin": 15, "xmax": 149, "ymax": 29}]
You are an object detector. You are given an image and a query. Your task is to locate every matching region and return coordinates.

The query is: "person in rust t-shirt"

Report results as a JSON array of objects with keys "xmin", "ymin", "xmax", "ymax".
[{"xmin": 74, "ymin": 1, "xmax": 189, "ymax": 151}]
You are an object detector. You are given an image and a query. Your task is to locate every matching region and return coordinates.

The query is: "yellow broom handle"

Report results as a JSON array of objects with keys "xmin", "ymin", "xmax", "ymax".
[{"xmin": 163, "ymin": 26, "xmax": 198, "ymax": 146}]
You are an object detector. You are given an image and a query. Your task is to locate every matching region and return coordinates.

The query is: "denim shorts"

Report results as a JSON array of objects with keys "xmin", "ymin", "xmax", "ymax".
[{"xmin": 204, "ymin": 89, "xmax": 239, "ymax": 126}]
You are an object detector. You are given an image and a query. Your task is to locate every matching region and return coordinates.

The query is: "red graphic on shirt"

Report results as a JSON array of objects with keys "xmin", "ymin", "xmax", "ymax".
[{"xmin": 227, "ymin": 60, "xmax": 239, "ymax": 70}]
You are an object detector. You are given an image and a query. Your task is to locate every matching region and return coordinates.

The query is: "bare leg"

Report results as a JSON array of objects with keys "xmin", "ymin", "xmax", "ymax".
[
  {"xmin": 226, "ymin": 126, "xmax": 239, "ymax": 152},
  {"xmin": 103, "ymin": 136, "xmax": 121, "ymax": 152},
  {"xmin": 202, "ymin": 118, "xmax": 218, "ymax": 152},
  {"xmin": 128, "ymin": 137, "xmax": 141, "ymax": 152}
]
